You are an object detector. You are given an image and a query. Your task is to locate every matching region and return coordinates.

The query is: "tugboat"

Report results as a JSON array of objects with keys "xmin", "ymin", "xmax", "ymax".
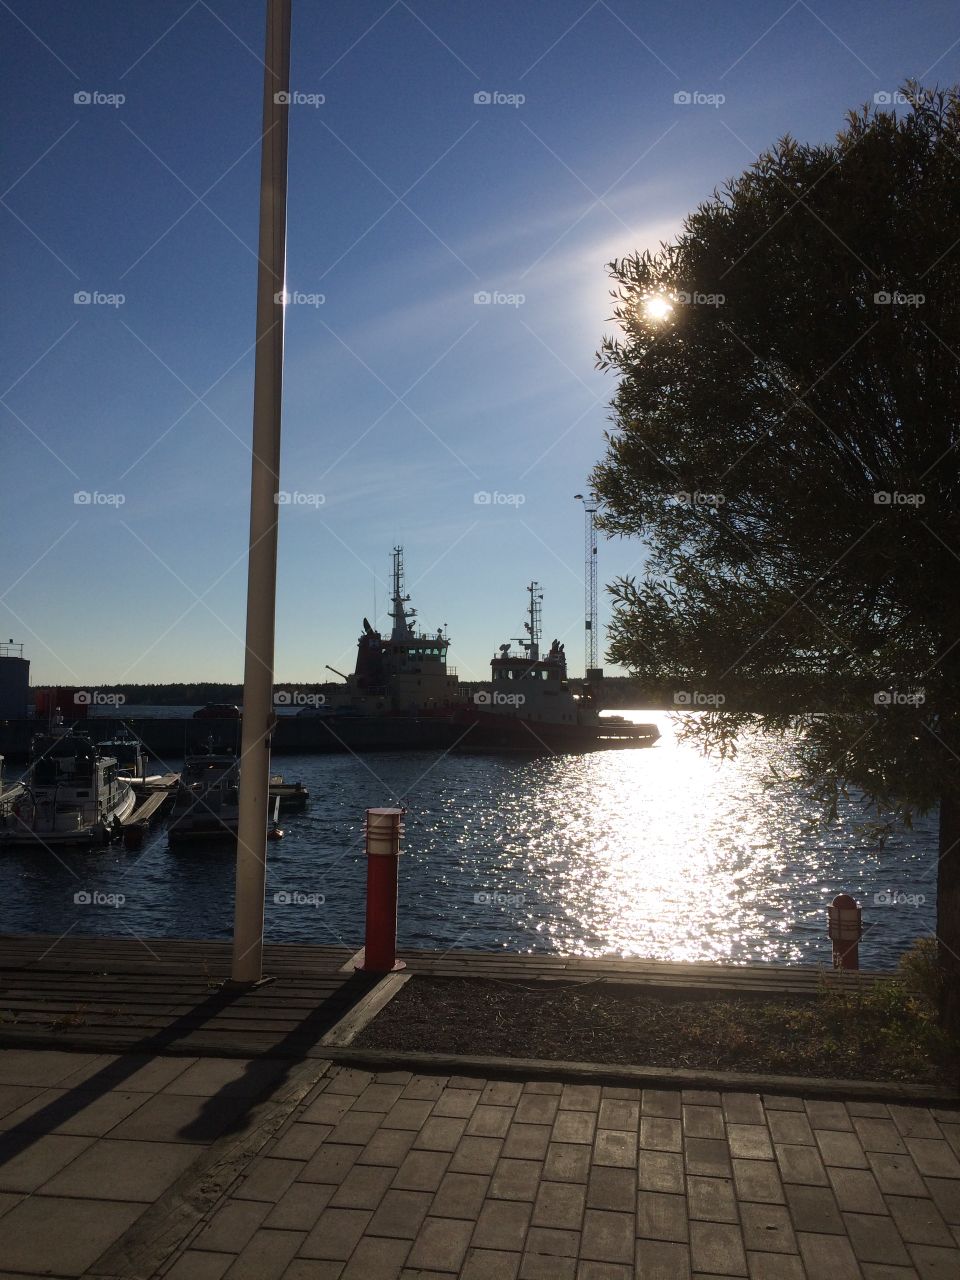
[
  {"xmin": 454, "ymin": 583, "xmax": 659, "ymax": 753},
  {"xmin": 0, "ymin": 732, "xmax": 136, "ymax": 846}
]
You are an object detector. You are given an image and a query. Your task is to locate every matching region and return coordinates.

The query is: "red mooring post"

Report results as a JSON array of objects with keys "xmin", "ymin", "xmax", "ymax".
[
  {"xmin": 827, "ymin": 893, "xmax": 862, "ymax": 970},
  {"xmin": 358, "ymin": 807, "xmax": 406, "ymax": 973}
]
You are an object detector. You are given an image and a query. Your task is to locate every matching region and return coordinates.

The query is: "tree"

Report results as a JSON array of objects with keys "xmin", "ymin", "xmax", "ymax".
[{"xmin": 592, "ymin": 84, "xmax": 960, "ymax": 1029}]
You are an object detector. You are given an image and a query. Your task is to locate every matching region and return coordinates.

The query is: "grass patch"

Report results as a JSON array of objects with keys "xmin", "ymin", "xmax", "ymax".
[{"xmin": 355, "ymin": 974, "xmax": 959, "ymax": 1084}]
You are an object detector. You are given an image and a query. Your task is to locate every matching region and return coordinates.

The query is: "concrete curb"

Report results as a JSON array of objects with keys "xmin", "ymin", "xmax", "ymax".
[
  {"xmin": 0, "ymin": 1032, "xmax": 955, "ymax": 1105},
  {"xmin": 314, "ymin": 1046, "xmax": 960, "ymax": 1105},
  {"xmin": 320, "ymin": 970, "xmax": 409, "ymax": 1046}
]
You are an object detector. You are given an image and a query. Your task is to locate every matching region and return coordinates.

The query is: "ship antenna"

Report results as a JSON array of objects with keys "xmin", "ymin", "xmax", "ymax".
[
  {"xmin": 390, "ymin": 545, "xmax": 413, "ymax": 642},
  {"xmin": 526, "ymin": 581, "xmax": 543, "ymax": 661}
]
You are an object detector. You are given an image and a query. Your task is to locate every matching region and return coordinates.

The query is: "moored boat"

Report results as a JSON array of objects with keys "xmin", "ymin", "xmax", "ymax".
[
  {"xmin": 269, "ymin": 775, "xmax": 310, "ymax": 809},
  {"xmin": 0, "ymin": 732, "xmax": 136, "ymax": 846},
  {"xmin": 96, "ymin": 730, "xmax": 156, "ymax": 784},
  {"xmin": 322, "ymin": 546, "xmax": 459, "ymax": 716},
  {"xmin": 168, "ymin": 746, "xmax": 240, "ymax": 845},
  {"xmin": 319, "ymin": 549, "xmax": 659, "ymax": 754}
]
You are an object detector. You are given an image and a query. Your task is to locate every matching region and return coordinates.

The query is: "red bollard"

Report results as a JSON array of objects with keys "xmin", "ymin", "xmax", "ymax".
[
  {"xmin": 357, "ymin": 808, "xmax": 406, "ymax": 973},
  {"xmin": 827, "ymin": 894, "xmax": 862, "ymax": 970}
]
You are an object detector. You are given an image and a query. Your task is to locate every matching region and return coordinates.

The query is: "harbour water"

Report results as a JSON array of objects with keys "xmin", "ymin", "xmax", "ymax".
[{"xmin": 0, "ymin": 712, "xmax": 938, "ymax": 969}]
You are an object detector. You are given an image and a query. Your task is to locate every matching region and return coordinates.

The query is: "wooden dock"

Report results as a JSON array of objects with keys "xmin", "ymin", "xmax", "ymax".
[
  {"xmin": 0, "ymin": 935, "xmax": 372, "ymax": 1057},
  {"xmin": 120, "ymin": 782, "xmax": 176, "ymax": 847},
  {"xmin": 123, "ymin": 790, "xmax": 169, "ymax": 825},
  {"xmin": 0, "ymin": 934, "xmax": 890, "ymax": 1060}
]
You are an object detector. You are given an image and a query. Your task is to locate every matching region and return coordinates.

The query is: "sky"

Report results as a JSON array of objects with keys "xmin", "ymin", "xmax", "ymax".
[{"xmin": 1, "ymin": 1, "xmax": 958, "ymax": 685}]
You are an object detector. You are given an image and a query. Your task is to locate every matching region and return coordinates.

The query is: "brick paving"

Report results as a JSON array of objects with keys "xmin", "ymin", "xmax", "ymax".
[
  {"xmin": 0, "ymin": 1047, "xmax": 958, "ymax": 1277},
  {"xmin": 164, "ymin": 1067, "xmax": 960, "ymax": 1280}
]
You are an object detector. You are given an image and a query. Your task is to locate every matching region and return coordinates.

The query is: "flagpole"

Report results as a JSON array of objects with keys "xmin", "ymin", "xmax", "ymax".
[{"xmin": 231, "ymin": 0, "xmax": 292, "ymax": 984}]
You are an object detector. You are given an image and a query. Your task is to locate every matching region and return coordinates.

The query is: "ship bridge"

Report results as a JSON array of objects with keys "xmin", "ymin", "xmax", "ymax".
[
  {"xmin": 490, "ymin": 583, "xmax": 568, "ymax": 686},
  {"xmin": 385, "ymin": 546, "xmax": 450, "ymax": 677}
]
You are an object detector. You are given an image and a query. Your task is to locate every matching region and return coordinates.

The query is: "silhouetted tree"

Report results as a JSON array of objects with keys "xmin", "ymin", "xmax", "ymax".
[{"xmin": 593, "ymin": 84, "xmax": 960, "ymax": 1028}]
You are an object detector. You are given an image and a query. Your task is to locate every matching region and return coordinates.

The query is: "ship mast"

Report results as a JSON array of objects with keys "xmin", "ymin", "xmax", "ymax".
[
  {"xmin": 523, "ymin": 581, "xmax": 543, "ymax": 661},
  {"xmin": 389, "ymin": 546, "xmax": 415, "ymax": 642}
]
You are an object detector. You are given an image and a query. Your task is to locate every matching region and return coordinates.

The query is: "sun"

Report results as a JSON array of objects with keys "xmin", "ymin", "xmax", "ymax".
[{"xmin": 643, "ymin": 295, "xmax": 673, "ymax": 323}]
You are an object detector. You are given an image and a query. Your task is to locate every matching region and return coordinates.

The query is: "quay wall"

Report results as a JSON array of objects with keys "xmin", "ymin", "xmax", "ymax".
[{"xmin": 0, "ymin": 716, "xmax": 460, "ymax": 762}]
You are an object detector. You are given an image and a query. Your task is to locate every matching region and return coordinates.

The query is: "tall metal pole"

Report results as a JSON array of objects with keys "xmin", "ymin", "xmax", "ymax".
[
  {"xmin": 585, "ymin": 503, "xmax": 598, "ymax": 672},
  {"xmin": 231, "ymin": 0, "xmax": 292, "ymax": 984},
  {"xmin": 575, "ymin": 494, "xmax": 599, "ymax": 676}
]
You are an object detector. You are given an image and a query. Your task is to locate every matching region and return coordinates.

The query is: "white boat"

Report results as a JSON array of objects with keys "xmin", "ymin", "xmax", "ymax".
[
  {"xmin": 0, "ymin": 733, "xmax": 136, "ymax": 847},
  {"xmin": 168, "ymin": 747, "xmax": 240, "ymax": 844}
]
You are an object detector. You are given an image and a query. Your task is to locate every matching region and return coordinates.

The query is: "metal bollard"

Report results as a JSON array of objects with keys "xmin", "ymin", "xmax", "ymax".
[
  {"xmin": 827, "ymin": 893, "xmax": 862, "ymax": 970},
  {"xmin": 357, "ymin": 807, "xmax": 406, "ymax": 973}
]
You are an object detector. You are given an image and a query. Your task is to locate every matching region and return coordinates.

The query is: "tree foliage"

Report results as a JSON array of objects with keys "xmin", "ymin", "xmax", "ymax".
[{"xmin": 593, "ymin": 84, "xmax": 960, "ymax": 827}]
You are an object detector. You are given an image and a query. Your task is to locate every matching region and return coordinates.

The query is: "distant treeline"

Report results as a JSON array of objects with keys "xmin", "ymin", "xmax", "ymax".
[{"xmin": 31, "ymin": 682, "xmax": 340, "ymax": 706}]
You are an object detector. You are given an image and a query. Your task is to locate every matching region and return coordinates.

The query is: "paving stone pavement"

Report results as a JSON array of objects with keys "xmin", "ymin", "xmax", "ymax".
[
  {"xmin": 161, "ymin": 1067, "xmax": 960, "ymax": 1280},
  {"xmin": 0, "ymin": 1048, "xmax": 957, "ymax": 1278},
  {"xmin": 0, "ymin": 1047, "xmax": 289, "ymax": 1278}
]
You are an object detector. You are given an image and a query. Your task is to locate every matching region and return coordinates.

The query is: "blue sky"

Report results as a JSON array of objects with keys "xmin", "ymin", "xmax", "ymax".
[{"xmin": 2, "ymin": 1, "xmax": 957, "ymax": 684}]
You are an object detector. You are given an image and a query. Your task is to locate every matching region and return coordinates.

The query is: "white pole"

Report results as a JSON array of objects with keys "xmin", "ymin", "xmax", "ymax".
[{"xmin": 231, "ymin": 0, "xmax": 292, "ymax": 984}]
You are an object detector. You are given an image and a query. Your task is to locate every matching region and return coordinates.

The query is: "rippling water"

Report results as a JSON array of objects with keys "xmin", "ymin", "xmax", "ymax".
[{"xmin": 0, "ymin": 712, "xmax": 938, "ymax": 969}]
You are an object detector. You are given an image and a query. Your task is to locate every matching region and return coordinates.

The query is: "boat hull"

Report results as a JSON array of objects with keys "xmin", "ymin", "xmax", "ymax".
[
  {"xmin": 451, "ymin": 711, "xmax": 659, "ymax": 754},
  {"xmin": 0, "ymin": 786, "xmax": 136, "ymax": 847},
  {"xmin": 0, "ymin": 714, "xmax": 659, "ymax": 759}
]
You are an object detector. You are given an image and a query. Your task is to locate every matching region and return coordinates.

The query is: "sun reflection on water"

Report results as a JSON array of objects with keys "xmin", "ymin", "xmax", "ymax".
[{"xmin": 401, "ymin": 711, "xmax": 937, "ymax": 968}]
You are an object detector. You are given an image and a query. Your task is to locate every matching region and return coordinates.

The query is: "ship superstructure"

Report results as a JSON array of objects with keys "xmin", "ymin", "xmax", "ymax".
[
  {"xmin": 482, "ymin": 582, "xmax": 578, "ymax": 726},
  {"xmin": 325, "ymin": 547, "xmax": 459, "ymax": 714}
]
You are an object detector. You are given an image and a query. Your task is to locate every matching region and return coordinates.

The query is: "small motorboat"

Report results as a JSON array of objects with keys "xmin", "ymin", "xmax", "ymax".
[
  {"xmin": 168, "ymin": 746, "xmax": 240, "ymax": 845},
  {"xmin": 269, "ymin": 775, "xmax": 309, "ymax": 809}
]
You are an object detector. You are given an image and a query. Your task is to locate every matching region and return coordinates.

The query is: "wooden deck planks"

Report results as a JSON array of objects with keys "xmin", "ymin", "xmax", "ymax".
[
  {"xmin": 0, "ymin": 935, "xmax": 368, "ymax": 1056},
  {"xmin": 0, "ymin": 934, "xmax": 890, "ymax": 1058}
]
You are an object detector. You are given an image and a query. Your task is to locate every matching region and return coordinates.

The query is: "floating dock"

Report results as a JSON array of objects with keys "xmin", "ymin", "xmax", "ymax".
[{"xmin": 120, "ymin": 777, "xmax": 178, "ymax": 847}]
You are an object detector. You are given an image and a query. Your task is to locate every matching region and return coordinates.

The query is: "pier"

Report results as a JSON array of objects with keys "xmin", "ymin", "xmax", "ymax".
[
  {"xmin": 118, "ymin": 786, "xmax": 174, "ymax": 848},
  {"xmin": 122, "ymin": 788, "xmax": 169, "ymax": 825}
]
